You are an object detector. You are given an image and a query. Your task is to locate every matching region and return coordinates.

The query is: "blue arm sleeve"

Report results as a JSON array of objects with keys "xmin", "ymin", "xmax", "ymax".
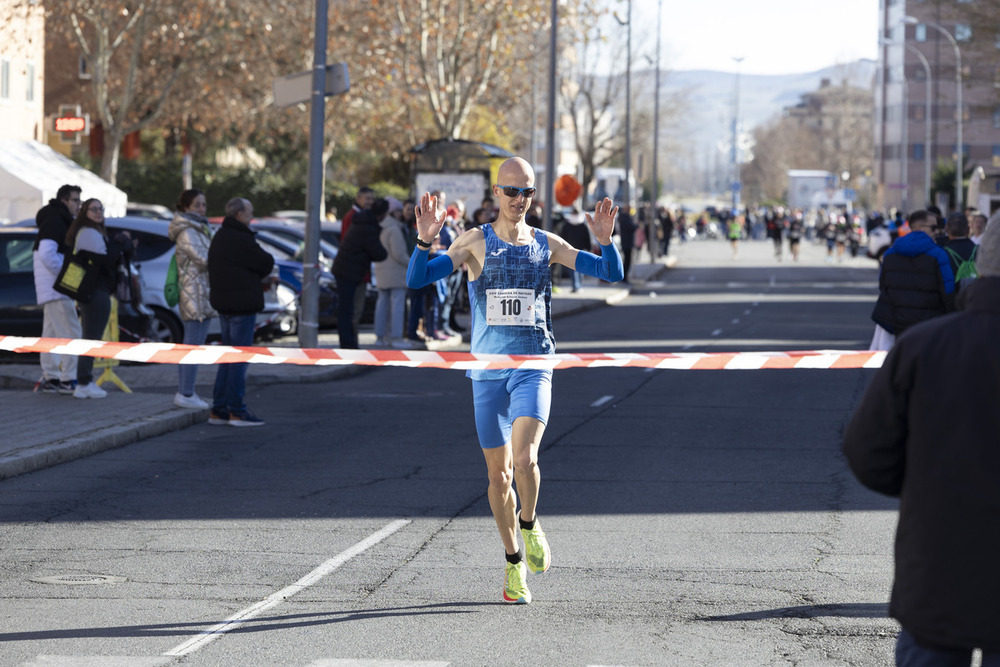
[
  {"xmin": 574, "ymin": 242, "xmax": 625, "ymax": 283},
  {"xmin": 406, "ymin": 249, "xmax": 455, "ymax": 288}
]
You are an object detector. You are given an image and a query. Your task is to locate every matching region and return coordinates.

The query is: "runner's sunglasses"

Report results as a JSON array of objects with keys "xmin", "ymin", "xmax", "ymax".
[{"xmin": 497, "ymin": 185, "xmax": 537, "ymax": 199}]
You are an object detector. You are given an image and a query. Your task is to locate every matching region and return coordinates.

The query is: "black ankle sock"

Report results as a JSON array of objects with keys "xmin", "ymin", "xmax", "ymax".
[
  {"xmin": 519, "ymin": 516, "xmax": 535, "ymax": 531},
  {"xmin": 505, "ymin": 550, "xmax": 522, "ymax": 565}
]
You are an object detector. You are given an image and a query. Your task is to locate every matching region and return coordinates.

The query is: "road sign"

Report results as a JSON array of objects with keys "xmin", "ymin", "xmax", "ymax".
[
  {"xmin": 844, "ymin": 188, "xmax": 856, "ymax": 202},
  {"xmin": 272, "ymin": 63, "xmax": 350, "ymax": 108}
]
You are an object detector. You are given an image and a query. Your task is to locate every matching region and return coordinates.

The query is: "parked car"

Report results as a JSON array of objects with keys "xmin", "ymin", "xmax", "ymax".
[
  {"xmin": 99, "ymin": 217, "xmax": 295, "ymax": 342},
  {"xmin": 250, "ymin": 220, "xmax": 339, "ymax": 271},
  {"xmin": 0, "ymin": 226, "xmax": 152, "ymax": 342},
  {"xmin": 256, "ymin": 215, "xmax": 342, "ymax": 248},
  {"xmin": 125, "ymin": 203, "xmax": 174, "ymax": 220}
]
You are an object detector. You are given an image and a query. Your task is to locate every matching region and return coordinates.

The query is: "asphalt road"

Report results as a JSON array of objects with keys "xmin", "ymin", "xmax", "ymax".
[{"xmin": 0, "ymin": 238, "xmax": 901, "ymax": 666}]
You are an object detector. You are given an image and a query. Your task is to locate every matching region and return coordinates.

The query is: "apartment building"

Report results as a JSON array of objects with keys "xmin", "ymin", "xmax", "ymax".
[{"xmin": 875, "ymin": 0, "xmax": 1000, "ymax": 214}]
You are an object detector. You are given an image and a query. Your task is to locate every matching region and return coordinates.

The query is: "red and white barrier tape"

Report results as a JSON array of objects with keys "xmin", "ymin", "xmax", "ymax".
[{"xmin": 0, "ymin": 335, "xmax": 885, "ymax": 371}]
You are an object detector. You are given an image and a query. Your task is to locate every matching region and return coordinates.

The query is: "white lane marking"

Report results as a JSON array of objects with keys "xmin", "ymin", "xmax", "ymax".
[
  {"xmin": 743, "ymin": 309, "xmax": 752, "ymax": 315},
  {"xmin": 731, "ymin": 318, "xmax": 740, "ymax": 325},
  {"xmin": 163, "ymin": 519, "xmax": 411, "ymax": 658},
  {"xmin": 307, "ymin": 661, "xmax": 450, "ymax": 666},
  {"xmin": 591, "ymin": 395, "xmax": 614, "ymax": 408},
  {"xmin": 711, "ymin": 329, "xmax": 723, "ymax": 337}
]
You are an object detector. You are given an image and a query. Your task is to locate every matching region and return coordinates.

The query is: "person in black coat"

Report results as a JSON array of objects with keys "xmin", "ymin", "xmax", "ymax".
[
  {"xmin": 332, "ymin": 198, "xmax": 388, "ymax": 348},
  {"xmin": 207, "ymin": 198, "xmax": 274, "ymax": 426},
  {"xmin": 843, "ymin": 219, "xmax": 1000, "ymax": 665}
]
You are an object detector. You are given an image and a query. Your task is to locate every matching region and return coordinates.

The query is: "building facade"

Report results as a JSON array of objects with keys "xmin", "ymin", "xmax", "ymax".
[
  {"xmin": 875, "ymin": 0, "xmax": 1000, "ymax": 214},
  {"xmin": 0, "ymin": 0, "xmax": 45, "ymax": 141}
]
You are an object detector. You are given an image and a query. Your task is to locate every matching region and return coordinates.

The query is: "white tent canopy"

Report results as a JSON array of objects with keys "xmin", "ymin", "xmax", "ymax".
[{"xmin": 0, "ymin": 139, "xmax": 127, "ymax": 224}]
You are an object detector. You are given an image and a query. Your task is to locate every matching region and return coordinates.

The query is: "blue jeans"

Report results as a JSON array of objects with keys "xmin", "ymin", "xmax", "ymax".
[
  {"xmin": 212, "ymin": 313, "xmax": 255, "ymax": 416},
  {"xmin": 178, "ymin": 318, "xmax": 212, "ymax": 396},
  {"xmin": 77, "ymin": 288, "xmax": 111, "ymax": 385},
  {"xmin": 896, "ymin": 629, "xmax": 1000, "ymax": 667}
]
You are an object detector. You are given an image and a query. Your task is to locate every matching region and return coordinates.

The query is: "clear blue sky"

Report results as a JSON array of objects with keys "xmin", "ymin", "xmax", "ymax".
[{"xmin": 630, "ymin": 0, "xmax": 880, "ymax": 75}]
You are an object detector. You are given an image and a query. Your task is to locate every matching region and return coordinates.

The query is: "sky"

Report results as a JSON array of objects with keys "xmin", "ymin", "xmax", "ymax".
[{"xmin": 629, "ymin": 0, "xmax": 881, "ymax": 75}]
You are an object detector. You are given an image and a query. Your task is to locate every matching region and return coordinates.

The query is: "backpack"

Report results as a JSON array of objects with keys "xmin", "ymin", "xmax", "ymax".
[
  {"xmin": 945, "ymin": 245, "xmax": 978, "ymax": 290},
  {"xmin": 163, "ymin": 252, "xmax": 180, "ymax": 307}
]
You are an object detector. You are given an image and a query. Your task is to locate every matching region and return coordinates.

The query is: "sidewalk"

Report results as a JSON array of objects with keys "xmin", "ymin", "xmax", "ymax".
[{"xmin": 0, "ymin": 258, "xmax": 672, "ymax": 480}]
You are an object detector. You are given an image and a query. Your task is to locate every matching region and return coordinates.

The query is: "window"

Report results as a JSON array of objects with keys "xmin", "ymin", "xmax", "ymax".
[
  {"xmin": 25, "ymin": 61, "xmax": 35, "ymax": 103},
  {"xmin": 915, "ymin": 24, "xmax": 927, "ymax": 42},
  {"xmin": 913, "ymin": 104, "xmax": 926, "ymax": 121},
  {"xmin": 78, "ymin": 55, "xmax": 91, "ymax": 80},
  {"xmin": 914, "ymin": 144, "xmax": 925, "ymax": 161},
  {"xmin": 0, "ymin": 59, "xmax": 10, "ymax": 100},
  {"xmin": 993, "ymin": 146, "xmax": 1000, "ymax": 168},
  {"xmin": 955, "ymin": 24, "xmax": 971, "ymax": 42}
]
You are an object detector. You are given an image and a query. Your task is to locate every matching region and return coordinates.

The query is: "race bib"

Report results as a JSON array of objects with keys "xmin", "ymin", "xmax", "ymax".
[{"xmin": 486, "ymin": 288, "xmax": 535, "ymax": 326}]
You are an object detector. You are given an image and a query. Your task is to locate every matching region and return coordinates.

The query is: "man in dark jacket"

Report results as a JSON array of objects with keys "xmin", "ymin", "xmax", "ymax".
[
  {"xmin": 32, "ymin": 185, "xmax": 83, "ymax": 393},
  {"xmin": 332, "ymin": 198, "xmax": 388, "ymax": 348},
  {"xmin": 870, "ymin": 209, "xmax": 955, "ymax": 342},
  {"xmin": 207, "ymin": 197, "xmax": 274, "ymax": 426},
  {"xmin": 943, "ymin": 212, "xmax": 978, "ymax": 289},
  {"xmin": 843, "ymin": 218, "xmax": 1000, "ymax": 665}
]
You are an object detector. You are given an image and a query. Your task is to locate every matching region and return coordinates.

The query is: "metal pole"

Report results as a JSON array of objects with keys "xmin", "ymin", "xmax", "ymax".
[
  {"xmin": 650, "ymin": 0, "xmax": 661, "ymax": 259},
  {"xmin": 906, "ymin": 45, "xmax": 932, "ymax": 207},
  {"xmin": 901, "ymin": 72, "xmax": 909, "ymax": 213},
  {"xmin": 731, "ymin": 57, "xmax": 743, "ymax": 215},
  {"xmin": 543, "ymin": 0, "xmax": 557, "ymax": 233},
  {"xmin": 299, "ymin": 0, "xmax": 328, "ymax": 349},
  {"xmin": 918, "ymin": 20, "xmax": 962, "ymax": 210},
  {"xmin": 624, "ymin": 0, "xmax": 632, "ymax": 210}
]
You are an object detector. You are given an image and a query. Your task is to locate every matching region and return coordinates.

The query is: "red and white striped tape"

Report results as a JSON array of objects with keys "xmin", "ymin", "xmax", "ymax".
[{"xmin": 0, "ymin": 335, "xmax": 885, "ymax": 371}]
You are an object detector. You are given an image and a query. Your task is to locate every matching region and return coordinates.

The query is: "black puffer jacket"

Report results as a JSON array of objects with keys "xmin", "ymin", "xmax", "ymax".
[
  {"xmin": 333, "ymin": 209, "xmax": 387, "ymax": 283},
  {"xmin": 870, "ymin": 232, "xmax": 955, "ymax": 334},
  {"xmin": 208, "ymin": 217, "xmax": 275, "ymax": 315},
  {"xmin": 844, "ymin": 276, "xmax": 1000, "ymax": 652}
]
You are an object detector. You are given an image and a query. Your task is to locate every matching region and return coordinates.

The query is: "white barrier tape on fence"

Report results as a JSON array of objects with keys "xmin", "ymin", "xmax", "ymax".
[{"xmin": 0, "ymin": 335, "xmax": 886, "ymax": 371}]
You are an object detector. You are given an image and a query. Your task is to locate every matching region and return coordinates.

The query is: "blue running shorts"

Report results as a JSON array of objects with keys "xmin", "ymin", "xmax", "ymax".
[{"xmin": 471, "ymin": 369, "xmax": 553, "ymax": 449}]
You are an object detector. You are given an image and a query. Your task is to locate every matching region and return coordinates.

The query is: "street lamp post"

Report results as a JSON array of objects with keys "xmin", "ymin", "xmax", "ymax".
[
  {"xmin": 730, "ymin": 56, "xmax": 744, "ymax": 216},
  {"xmin": 651, "ymin": 0, "xmax": 661, "ymax": 211},
  {"xmin": 907, "ymin": 45, "xmax": 933, "ymax": 209},
  {"xmin": 614, "ymin": 1, "xmax": 632, "ymax": 210},
  {"xmin": 905, "ymin": 16, "xmax": 963, "ymax": 211}
]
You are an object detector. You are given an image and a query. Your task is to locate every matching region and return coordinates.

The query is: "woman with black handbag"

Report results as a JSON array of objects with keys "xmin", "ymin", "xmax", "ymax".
[{"xmin": 65, "ymin": 198, "xmax": 134, "ymax": 399}]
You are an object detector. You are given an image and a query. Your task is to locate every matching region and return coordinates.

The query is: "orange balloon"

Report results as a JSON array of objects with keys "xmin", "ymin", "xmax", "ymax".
[{"xmin": 555, "ymin": 174, "xmax": 582, "ymax": 206}]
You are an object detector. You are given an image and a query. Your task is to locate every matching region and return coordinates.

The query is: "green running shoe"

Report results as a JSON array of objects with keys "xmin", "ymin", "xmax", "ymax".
[
  {"xmin": 521, "ymin": 520, "xmax": 551, "ymax": 573},
  {"xmin": 503, "ymin": 561, "xmax": 531, "ymax": 604}
]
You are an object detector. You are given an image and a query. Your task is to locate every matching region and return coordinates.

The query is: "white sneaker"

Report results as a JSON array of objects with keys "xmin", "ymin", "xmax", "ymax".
[
  {"xmin": 174, "ymin": 392, "xmax": 209, "ymax": 409},
  {"xmin": 392, "ymin": 339, "xmax": 415, "ymax": 349},
  {"xmin": 73, "ymin": 383, "xmax": 107, "ymax": 399}
]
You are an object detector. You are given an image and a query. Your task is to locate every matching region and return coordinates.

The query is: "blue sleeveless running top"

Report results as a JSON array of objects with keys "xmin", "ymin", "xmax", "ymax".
[{"xmin": 468, "ymin": 224, "xmax": 554, "ymax": 380}]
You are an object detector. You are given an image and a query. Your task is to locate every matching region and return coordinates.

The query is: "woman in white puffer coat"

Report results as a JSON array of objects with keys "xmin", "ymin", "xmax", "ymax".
[{"xmin": 167, "ymin": 189, "xmax": 217, "ymax": 409}]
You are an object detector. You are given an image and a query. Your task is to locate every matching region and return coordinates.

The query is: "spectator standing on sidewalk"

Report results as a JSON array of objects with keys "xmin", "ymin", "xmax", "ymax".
[
  {"xmin": 339, "ymin": 186, "xmax": 373, "ymax": 242},
  {"xmin": 333, "ymin": 198, "xmax": 388, "ymax": 349},
  {"xmin": 843, "ymin": 218, "xmax": 1000, "ymax": 667},
  {"xmin": 869, "ymin": 209, "xmax": 955, "ymax": 350},
  {"xmin": 558, "ymin": 208, "xmax": 592, "ymax": 292},
  {"xmin": 32, "ymin": 184, "xmax": 83, "ymax": 394},
  {"xmin": 943, "ymin": 212, "xmax": 978, "ymax": 291},
  {"xmin": 406, "ymin": 156, "xmax": 624, "ymax": 605},
  {"xmin": 207, "ymin": 197, "xmax": 274, "ymax": 426},
  {"xmin": 373, "ymin": 197, "xmax": 413, "ymax": 348},
  {"xmin": 65, "ymin": 198, "xmax": 135, "ymax": 399},
  {"xmin": 168, "ymin": 189, "xmax": 216, "ymax": 409},
  {"xmin": 970, "ymin": 211, "xmax": 989, "ymax": 244},
  {"xmin": 617, "ymin": 204, "xmax": 636, "ymax": 283}
]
